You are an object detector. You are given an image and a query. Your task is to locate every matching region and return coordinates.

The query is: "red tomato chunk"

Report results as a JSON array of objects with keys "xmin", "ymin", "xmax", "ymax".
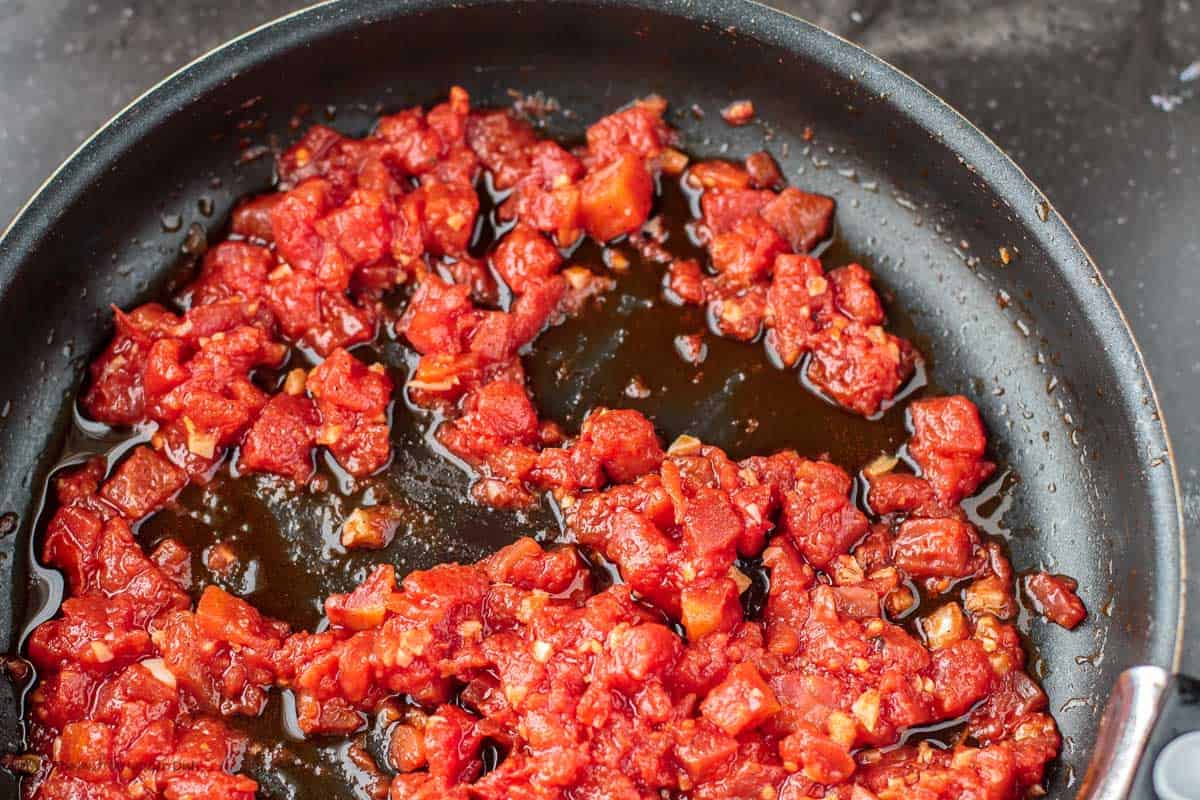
[{"xmin": 1025, "ymin": 572, "xmax": 1087, "ymax": 629}]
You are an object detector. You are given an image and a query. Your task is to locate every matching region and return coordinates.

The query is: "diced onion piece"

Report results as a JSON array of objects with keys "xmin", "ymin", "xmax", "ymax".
[{"xmin": 141, "ymin": 658, "xmax": 177, "ymax": 689}]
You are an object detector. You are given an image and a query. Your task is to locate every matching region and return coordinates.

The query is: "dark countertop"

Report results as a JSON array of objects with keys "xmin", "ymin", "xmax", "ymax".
[{"xmin": 1, "ymin": 0, "xmax": 1196, "ymax": 673}]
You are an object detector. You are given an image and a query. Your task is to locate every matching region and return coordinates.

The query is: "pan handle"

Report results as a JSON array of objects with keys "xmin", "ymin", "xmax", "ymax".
[{"xmin": 1078, "ymin": 665, "xmax": 1200, "ymax": 800}]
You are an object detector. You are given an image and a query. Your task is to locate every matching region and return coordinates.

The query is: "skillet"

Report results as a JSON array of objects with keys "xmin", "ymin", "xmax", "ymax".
[{"xmin": 0, "ymin": 1, "xmax": 1187, "ymax": 797}]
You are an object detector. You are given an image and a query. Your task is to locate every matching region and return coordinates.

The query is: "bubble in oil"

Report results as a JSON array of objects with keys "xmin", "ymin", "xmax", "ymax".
[
  {"xmin": 180, "ymin": 222, "xmax": 207, "ymax": 256},
  {"xmin": 160, "ymin": 212, "xmax": 182, "ymax": 232}
]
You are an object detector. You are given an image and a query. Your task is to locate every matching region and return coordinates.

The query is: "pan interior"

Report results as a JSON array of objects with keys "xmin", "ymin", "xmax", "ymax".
[{"xmin": 0, "ymin": 2, "xmax": 1180, "ymax": 796}]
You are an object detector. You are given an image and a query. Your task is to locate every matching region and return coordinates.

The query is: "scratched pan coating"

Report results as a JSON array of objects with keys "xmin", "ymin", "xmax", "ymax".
[{"xmin": 0, "ymin": 1, "xmax": 1183, "ymax": 796}]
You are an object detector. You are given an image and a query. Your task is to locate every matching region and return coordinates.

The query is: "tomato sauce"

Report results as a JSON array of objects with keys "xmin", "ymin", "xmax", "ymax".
[{"xmin": 8, "ymin": 88, "xmax": 1083, "ymax": 800}]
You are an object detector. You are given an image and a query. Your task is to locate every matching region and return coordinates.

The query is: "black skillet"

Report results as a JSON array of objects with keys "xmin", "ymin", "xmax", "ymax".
[{"xmin": 0, "ymin": 1, "xmax": 1189, "ymax": 798}]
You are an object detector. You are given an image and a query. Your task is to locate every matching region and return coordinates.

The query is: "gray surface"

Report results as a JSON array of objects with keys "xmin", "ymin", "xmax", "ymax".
[{"xmin": 0, "ymin": 0, "xmax": 1195, "ymax": 674}]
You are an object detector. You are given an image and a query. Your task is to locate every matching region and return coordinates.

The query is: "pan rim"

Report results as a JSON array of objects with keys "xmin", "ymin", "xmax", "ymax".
[{"xmin": 0, "ymin": 0, "xmax": 1184, "ymax": 674}]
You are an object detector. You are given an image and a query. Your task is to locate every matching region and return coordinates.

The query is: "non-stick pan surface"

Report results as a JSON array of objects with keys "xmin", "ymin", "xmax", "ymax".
[{"xmin": 0, "ymin": 1, "xmax": 1184, "ymax": 797}]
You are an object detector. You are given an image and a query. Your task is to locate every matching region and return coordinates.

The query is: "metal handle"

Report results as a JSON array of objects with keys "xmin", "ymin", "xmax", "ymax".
[{"xmin": 1077, "ymin": 665, "xmax": 1171, "ymax": 800}]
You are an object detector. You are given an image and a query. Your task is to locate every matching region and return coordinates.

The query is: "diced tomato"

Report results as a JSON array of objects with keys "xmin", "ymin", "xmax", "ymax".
[
  {"xmin": 807, "ymin": 319, "xmax": 913, "ymax": 417},
  {"xmin": 700, "ymin": 662, "xmax": 781, "ymax": 736},
  {"xmin": 709, "ymin": 216, "xmax": 787, "ymax": 287},
  {"xmin": 399, "ymin": 274, "xmax": 477, "ymax": 356},
  {"xmin": 1024, "ymin": 572, "xmax": 1087, "ymax": 629},
  {"xmin": 230, "ymin": 192, "xmax": 283, "ymax": 241},
  {"xmin": 779, "ymin": 721, "xmax": 856, "ymax": 784},
  {"xmin": 491, "ymin": 224, "xmax": 564, "ymax": 293},
  {"xmin": 307, "ymin": 348, "xmax": 393, "ymax": 476},
  {"xmin": 270, "ymin": 177, "xmax": 335, "ymax": 276},
  {"xmin": 422, "ymin": 181, "xmax": 479, "ymax": 256},
  {"xmin": 666, "ymin": 258, "xmax": 706, "ymax": 305},
  {"xmin": 98, "ymin": 446, "xmax": 186, "ymax": 520},
  {"xmin": 389, "ymin": 723, "xmax": 428, "ymax": 773},
  {"xmin": 601, "ymin": 623, "xmax": 683, "ymax": 690},
  {"xmin": 681, "ymin": 578, "xmax": 743, "ymax": 640},
  {"xmin": 238, "ymin": 393, "xmax": 320, "ymax": 483},
  {"xmin": 579, "ymin": 153, "xmax": 654, "ymax": 242},
  {"xmin": 828, "ymin": 263, "xmax": 884, "ymax": 325},
  {"xmin": 54, "ymin": 457, "xmax": 106, "ymax": 506},
  {"xmin": 195, "ymin": 585, "xmax": 288, "ymax": 662},
  {"xmin": 681, "ymin": 488, "xmax": 743, "ymax": 572},
  {"xmin": 466, "ymin": 110, "xmax": 538, "ymax": 190},
  {"xmin": 893, "ymin": 518, "xmax": 975, "ymax": 579},
  {"xmin": 700, "ymin": 188, "xmax": 771, "ymax": 235},
  {"xmin": 314, "ymin": 190, "xmax": 393, "ymax": 270},
  {"xmin": 690, "ymin": 161, "xmax": 752, "ymax": 192},
  {"xmin": 928, "ymin": 639, "xmax": 994, "ymax": 716},
  {"xmin": 867, "ymin": 473, "xmax": 936, "ymax": 515},
  {"xmin": 80, "ymin": 304, "xmax": 178, "ymax": 425},
  {"xmin": 745, "ymin": 151, "xmax": 784, "ymax": 190},
  {"xmin": 189, "ymin": 241, "xmax": 274, "ymax": 306},
  {"xmin": 423, "ymin": 705, "xmax": 483, "ymax": 784},
  {"xmin": 760, "ymin": 187, "xmax": 835, "ymax": 253},
  {"xmin": 710, "ymin": 285, "xmax": 768, "ymax": 342},
  {"xmin": 586, "ymin": 101, "xmax": 671, "ymax": 166},
  {"xmin": 779, "ymin": 460, "xmax": 869, "ymax": 569},
  {"xmin": 56, "ymin": 722, "xmax": 115, "ymax": 782},
  {"xmin": 578, "ymin": 408, "xmax": 663, "ymax": 483},
  {"xmin": 908, "ymin": 396, "xmax": 996, "ymax": 504},
  {"xmin": 161, "ymin": 771, "xmax": 258, "ymax": 800},
  {"xmin": 376, "ymin": 108, "xmax": 443, "ymax": 175}
]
